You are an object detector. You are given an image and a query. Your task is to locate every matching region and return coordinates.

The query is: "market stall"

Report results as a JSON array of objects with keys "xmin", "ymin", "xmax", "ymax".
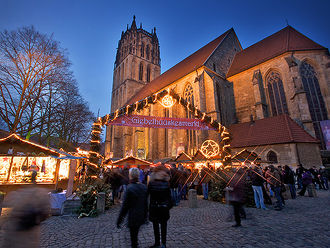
[{"xmin": 0, "ymin": 134, "xmax": 72, "ymax": 185}]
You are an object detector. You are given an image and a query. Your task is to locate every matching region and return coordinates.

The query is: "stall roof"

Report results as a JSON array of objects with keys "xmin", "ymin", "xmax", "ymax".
[
  {"xmin": 0, "ymin": 134, "xmax": 60, "ymax": 157},
  {"xmin": 175, "ymin": 152, "xmax": 193, "ymax": 163},
  {"xmin": 192, "ymin": 150, "xmax": 207, "ymax": 161},
  {"xmin": 112, "ymin": 156, "xmax": 153, "ymax": 166}
]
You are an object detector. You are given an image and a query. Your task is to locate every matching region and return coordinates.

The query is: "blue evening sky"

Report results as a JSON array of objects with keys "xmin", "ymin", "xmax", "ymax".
[{"xmin": 1, "ymin": 0, "xmax": 329, "ymax": 117}]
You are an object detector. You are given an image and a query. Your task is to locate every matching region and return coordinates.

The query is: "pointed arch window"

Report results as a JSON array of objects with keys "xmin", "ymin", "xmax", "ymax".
[
  {"xmin": 121, "ymin": 62, "xmax": 125, "ymax": 82},
  {"xmin": 117, "ymin": 66, "xmax": 121, "ymax": 84},
  {"xmin": 147, "ymin": 65, "xmax": 151, "ymax": 82},
  {"xmin": 183, "ymin": 83, "xmax": 197, "ymax": 154},
  {"xmin": 141, "ymin": 43, "xmax": 144, "ymax": 58},
  {"xmin": 139, "ymin": 63, "xmax": 143, "ymax": 81},
  {"xmin": 266, "ymin": 71, "xmax": 289, "ymax": 116},
  {"xmin": 146, "ymin": 45, "xmax": 150, "ymax": 60},
  {"xmin": 267, "ymin": 151, "xmax": 278, "ymax": 163},
  {"xmin": 300, "ymin": 61, "xmax": 328, "ymax": 148},
  {"xmin": 300, "ymin": 61, "xmax": 327, "ymax": 122}
]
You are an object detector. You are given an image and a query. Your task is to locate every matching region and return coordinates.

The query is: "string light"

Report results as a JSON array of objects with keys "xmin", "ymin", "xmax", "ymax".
[
  {"xmin": 126, "ymin": 105, "xmax": 130, "ymax": 115},
  {"xmin": 88, "ymin": 88, "xmax": 232, "ymax": 166}
]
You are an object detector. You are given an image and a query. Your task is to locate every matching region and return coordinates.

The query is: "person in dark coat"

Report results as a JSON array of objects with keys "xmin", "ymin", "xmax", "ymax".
[
  {"xmin": 148, "ymin": 165, "xmax": 172, "ymax": 248},
  {"xmin": 117, "ymin": 167, "xmax": 148, "ymax": 248},
  {"xmin": 169, "ymin": 165, "xmax": 180, "ymax": 206},
  {"xmin": 226, "ymin": 168, "xmax": 247, "ymax": 227},
  {"xmin": 107, "ymin": 168, "xmax": 123, "ymax": 204},
  {"xmin": 296, "ymin": 164, "xmax": 305, "ymax": 189},
  {"xmin": 283, "ymin": 165, "xmax": 296, "ymax": 199}
]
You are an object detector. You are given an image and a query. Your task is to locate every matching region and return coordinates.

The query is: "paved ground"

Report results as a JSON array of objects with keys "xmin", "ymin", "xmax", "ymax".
[{"xmin": 36, "ymin": 190, "xmax": 330, "ymax": 248}]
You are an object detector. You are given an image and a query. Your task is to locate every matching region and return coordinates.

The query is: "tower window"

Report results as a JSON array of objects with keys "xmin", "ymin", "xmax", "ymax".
[
  {"xmin": 141, "ymin": 43, "xmax": 144, "ymax": 58},
  {"xmin": 139, "ymin": 63, "xmax": 143, "ymax": 81},
  {"xmin": 266, "ymin": 71, "xmax": 289, "ymax": 116},
  {"xmin": 146, "ymin": 45, "xmax": 150, "ymax": 60},
  {"xmin": 147, "ymin": 65, "xmax": 151, "ymax": 82},
  {"xmin": 213, "ymin": 63, "xmax": 216, "ymax": 72}
]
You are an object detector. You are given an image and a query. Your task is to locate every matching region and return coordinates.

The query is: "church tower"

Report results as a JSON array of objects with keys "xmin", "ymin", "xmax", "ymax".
[{"xmin": 105, "ymin": 16, "xmax": 161, "ymax": 158}]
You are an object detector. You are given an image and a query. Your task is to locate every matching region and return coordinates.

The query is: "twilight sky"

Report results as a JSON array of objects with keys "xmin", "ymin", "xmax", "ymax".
[{"xmin": 1, "ymin": 0, "xmax": 329, "ymax": 117}]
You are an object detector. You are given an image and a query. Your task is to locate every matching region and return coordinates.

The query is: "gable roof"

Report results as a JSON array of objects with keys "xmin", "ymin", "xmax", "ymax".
[
  {"xmin": 112, "ymin": 156, "xmax": 153, "ymax": 166},
  {"xmin": 0, "ymin": 133, "xmax": 60, "ymax": 156},
  {"xmin": 229, "ymin": 114, "xmax": 319, "ymax": 148},
  {"xmin": 175, "ymin": 152, "xmax": 192, "ymax": 162},
  {"xmin": 227, "ymin": 26, "xmax": 327, "ymax": 77},
  {"xmin": 126, "ymin": 29, "xmax": 232, "ymax": 105},
  {"xmin": 192, "ymin": 150, "xmax": 207, "ymax": 161}
]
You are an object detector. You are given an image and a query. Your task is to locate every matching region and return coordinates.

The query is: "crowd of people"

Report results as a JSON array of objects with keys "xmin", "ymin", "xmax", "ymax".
[{"xmin": 103, "ymin": 163, "xmax": 329, "ymax": 247}]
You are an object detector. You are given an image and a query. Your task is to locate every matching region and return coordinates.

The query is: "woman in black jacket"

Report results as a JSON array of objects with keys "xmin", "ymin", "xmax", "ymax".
[
  {"xmin": 148, "ymin": 165, "xmax": 172, "ymax": 248},
  {"xmin": 117, "ymin": 167, "xmax": 148, "ymax": 248}
]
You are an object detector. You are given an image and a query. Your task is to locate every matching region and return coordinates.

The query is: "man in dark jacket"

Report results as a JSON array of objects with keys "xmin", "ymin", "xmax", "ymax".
[
  {"xmin": 283, "ymin": 165, "xmax": 296, "ymax": 199},
  {"xmin": 117, "ymin": 167, "xmax": 148, "ymax": 248}
]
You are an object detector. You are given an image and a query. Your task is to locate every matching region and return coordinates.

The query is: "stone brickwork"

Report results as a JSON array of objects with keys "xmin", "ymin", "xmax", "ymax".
[
  {"xmin": 105, "ymin": 17, "xmax": 161, "ymax": 159},
  {"xmin": 232, "ymin": 142, "xmax": 322, "ymax": 169},
  {"xmin": 227, "ymin": 50, "xmax": 330, "ymax": 138}
]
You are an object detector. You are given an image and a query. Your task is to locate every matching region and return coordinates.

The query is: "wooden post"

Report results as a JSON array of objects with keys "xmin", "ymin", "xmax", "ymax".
[
  {"xmin": 54, "ymin": 159, "xmax": 61, "ymax": 190},
  {"xmin": 66, "ymin": 160, "xmax": 78, "ymax": 198},
  {"xmin": 6, "ymin": 155, "xmax": 14, "ymax": 182}
]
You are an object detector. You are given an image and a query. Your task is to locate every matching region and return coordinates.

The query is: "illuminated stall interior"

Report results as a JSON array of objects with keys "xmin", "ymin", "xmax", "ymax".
[{"xmin": 0, "ymin": 134, "xmax": 71, "ymax": 184}]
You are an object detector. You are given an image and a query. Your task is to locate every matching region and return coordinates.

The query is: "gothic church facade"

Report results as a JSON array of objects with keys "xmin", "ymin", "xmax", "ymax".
[{"xmin": 106, "ymin": 17, "xmax": 329, "ymax": 167}]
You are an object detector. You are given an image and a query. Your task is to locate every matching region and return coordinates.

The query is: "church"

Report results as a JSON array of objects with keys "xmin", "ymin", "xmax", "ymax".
[{"xmin": 105, "ymin": 16, "xmax": 330, "ymax": 168}]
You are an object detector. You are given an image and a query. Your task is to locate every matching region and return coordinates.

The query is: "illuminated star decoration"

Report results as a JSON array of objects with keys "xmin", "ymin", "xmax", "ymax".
[
  {"xmin": 159, "ymin": 94, "xmax": 176, "ymax": 108},
  {"xmin": 200, "ymin": 140, "xmax": 220, "ymax": 158}
]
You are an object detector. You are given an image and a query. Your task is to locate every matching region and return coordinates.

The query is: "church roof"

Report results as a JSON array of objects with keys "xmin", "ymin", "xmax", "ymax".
[
  {"xmin": 229, "ymin": 114, "xmax": 319, "ymax": 148},
  {"xmin": 227, "ymin": 26, "xmax": 327, "ymax": 77},
  {"xmin": 126, "ymin": 29, "xmax": 232, "ymax": 105}
]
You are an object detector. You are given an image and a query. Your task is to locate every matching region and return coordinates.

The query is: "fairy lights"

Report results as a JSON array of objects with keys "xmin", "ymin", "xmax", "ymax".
[{"xmin": 88, "ymin": 88, "xmax": 232, "ymax": 167}]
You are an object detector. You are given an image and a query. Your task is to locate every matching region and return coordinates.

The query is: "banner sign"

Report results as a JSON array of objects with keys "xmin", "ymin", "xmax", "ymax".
[
  {"xmin": 320, "ymin": 120, "xmax": 330, "ymax": 150},
  {"xmin": 108, "ymin": 115, "xmax": 216, "ymax": 130}
]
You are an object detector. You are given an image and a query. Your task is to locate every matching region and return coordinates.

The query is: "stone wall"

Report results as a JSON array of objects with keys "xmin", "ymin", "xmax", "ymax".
[
  {"xmin": 232, "ymin": 142, "xmax": 322, "ymax": 169},
  {"xmin": 227, "ymin": 50, "xmax": 330, "ymax": 138}
]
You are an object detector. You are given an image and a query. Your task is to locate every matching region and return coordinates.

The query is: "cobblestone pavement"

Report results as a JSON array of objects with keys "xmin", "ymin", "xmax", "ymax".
[{"xmin": 37, "ymin": 190, "xmax": 330, "ymax": 248}]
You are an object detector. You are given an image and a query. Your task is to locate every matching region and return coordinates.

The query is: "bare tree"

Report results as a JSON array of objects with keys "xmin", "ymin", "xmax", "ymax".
[
  {"xmin": 0, "ymin": 26, "xmax": 70, "ymax": 134},
  {"xmin": 0, "ymin": 26, "xmax": 94, "ymax": 148}
]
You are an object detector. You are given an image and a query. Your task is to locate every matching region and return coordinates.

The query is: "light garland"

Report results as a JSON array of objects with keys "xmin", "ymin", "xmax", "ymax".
[{"xmin": 88, "ymin": 88, "xmax": 232, "ymax": 167}]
